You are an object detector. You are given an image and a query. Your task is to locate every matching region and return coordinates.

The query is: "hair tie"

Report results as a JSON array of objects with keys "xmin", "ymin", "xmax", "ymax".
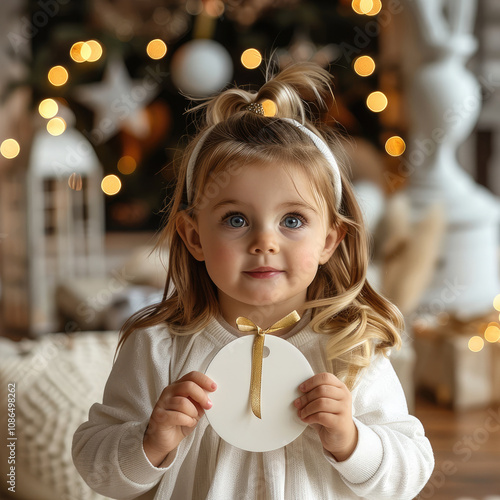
[
  {"xmin": 244, "ymin": 102, "xmax": 265, "ymax": 116},
  {"xmin": 185, "ymin": 119, "xmax": 342, "ymax": 210}
]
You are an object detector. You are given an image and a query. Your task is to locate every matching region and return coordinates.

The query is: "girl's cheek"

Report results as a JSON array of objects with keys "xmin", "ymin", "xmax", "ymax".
[
  {"xmin": 212, "ymin": 244, "xmax": 241, "ymax": 262},
  {"xmin": 296, "ymin": 249, "xmax": 321, "ymax": 274}
]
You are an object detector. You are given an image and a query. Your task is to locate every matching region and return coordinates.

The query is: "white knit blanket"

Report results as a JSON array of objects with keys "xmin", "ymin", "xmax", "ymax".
[{"xmin": 0, "ymin": 331, "xmax": 118, "ymax": 500}]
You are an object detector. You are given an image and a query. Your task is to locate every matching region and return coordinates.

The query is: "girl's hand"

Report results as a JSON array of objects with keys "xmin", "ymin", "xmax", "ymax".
[
  {"xmin": 295, "ymin": 372, "xmax": 358, "ymax": 462},
  {"xmin": 143, "ymin": 371, "xmax": 216, "ymax": 467}
]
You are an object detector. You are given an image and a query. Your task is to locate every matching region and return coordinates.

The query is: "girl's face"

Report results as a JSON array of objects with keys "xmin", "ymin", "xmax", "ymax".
[{"xmin": 179, "ymin": 162, "xmax": 343, "ymax": 325}]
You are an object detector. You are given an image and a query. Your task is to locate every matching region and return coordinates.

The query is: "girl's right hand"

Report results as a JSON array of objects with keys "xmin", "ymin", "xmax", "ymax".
[{"xmin": 143, "ymin": 371, "xmax": 217, "ymax": 467}]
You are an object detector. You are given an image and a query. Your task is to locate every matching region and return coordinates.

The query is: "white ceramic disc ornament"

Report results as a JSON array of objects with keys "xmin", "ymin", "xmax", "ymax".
[{"xmin": 205, "ymin": 334, "xmax": 314, "ymax": 452}]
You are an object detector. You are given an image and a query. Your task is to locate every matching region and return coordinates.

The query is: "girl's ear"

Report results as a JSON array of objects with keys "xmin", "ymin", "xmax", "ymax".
[
  {"xmin": 319, "ymin": 224, "xmax": 347, "ymax": 265},
  {"xmin": 176, "ymin": 213, "xmax": 205, "ymax": 261}
]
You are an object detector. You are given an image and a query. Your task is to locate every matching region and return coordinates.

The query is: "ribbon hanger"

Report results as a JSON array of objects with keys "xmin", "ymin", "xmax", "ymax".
[{"xmin": 236, "ymin": 310, "xmax": 301, "ymax": 419}]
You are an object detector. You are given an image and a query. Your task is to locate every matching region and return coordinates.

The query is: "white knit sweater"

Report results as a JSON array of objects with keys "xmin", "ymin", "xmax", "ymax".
[{"xmin": 72, "ymin": 316, "xmax": 434, "ymax": 500}]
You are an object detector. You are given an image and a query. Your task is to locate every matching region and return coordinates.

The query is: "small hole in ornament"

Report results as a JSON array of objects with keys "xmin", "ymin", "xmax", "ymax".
[{"xmin": 262, "ymin": 346, "xmax": 270, "ymax": 358}]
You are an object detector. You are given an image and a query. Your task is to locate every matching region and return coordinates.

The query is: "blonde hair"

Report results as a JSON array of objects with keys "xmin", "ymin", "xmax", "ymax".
[{"xmin": 118, "ymin": 62, "xmax": 403, "ymax": 389}]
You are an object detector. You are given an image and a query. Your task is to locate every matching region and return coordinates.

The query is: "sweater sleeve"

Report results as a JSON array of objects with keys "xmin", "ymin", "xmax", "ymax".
[
  {"xmin": 323, "ymin": 352, "xmax": 434, "ymax": 500},
  {"xmin": 72, "ymin": 326, "xmax": 176, "ymax": 500}
]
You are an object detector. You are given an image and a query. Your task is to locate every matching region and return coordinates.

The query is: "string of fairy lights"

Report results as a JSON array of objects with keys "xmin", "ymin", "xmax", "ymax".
[
  {"xmin": 467, "ymin": 296, "xmax": 500, "ymax": 352},
  {"xmin": 1, "ymin": 37, "xmax": 168, "ymax": 196},
  {"xmin": 1, "ymin": 2, "xmax": 401, "ymax": 171},
  {"xmin": 349, "ymin": 0, "xmax": 406, "ymax": 158}
]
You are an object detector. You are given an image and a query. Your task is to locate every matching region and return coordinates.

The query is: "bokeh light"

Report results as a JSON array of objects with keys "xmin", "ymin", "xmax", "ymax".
[
  {"xmin": 147, "ymin": 39, "xmax": 167, "ymax": 60},
  {"xmin": 185, "ymin": 0, "xmax": 204, "ymax": 15},
  {"xmin": 354, "ymin": 56, "xmax": 376, "ymax": 77},
  {"xmin": 204, "ymin": 0, "xmax": 225, "ymax": 17},
  {"xmin": 48, "ymin": 66, "xmax": 69, "ymax": 86},
  {"xmin": 70, "ymin": 42, "xmax": 86, "ymax": 63},
  {"xmin": 360, "ymin": 0, "xmax": 374, "ymax": 14},
  {"xmin": 261, "ymin": 99, "xmax": 277, "ymax": 117},
  {"xmin": 385, "ymin": 136, "xmax": 406, "ymax": 156},
  {"xmin": 47, "ymin": 117, "xmax": 66, "ymax": 136},
  {"xmin": 468, "ymin": 336, "xmax": 484, "ymax": 352},
  {"xmin": 366, "ymin": 91, "xmax": 388, "ymax": 112},
  {"xmin": 68, "ymin": 173, "xmax": 83, "ymax": 191},
  {"xmin": 101, "ymin": 175, "xmax": 122, "ymax": 195},
  {"xmin": 493, "ymin": 294, "xmax": 500, "ymax": 311},
  {"xmin": 86, "ymin": 40, "xmax": 103, "ymax": 62},
  {"xmin": 365, "ymin": 0, "xmax": 382, "ymax": 15},
  {"xmin": 484, "ymin": 325, "xmax": 500, "ymax": 343},
  {"xmin": 0, "ymin": 139, "xmax": 20, "ymax": 159},
  {"xmin": 241, "ymin": 48, "xmax": 262, "ymax": 69},
  {"xmin": 38, "ymin": 98, "xmax": 59, "ymax": 118},
  {"xmin": 351, "ymin": 0, "xmax": 364, "ymax": 14},
  {"xmin": 117, "ymin": 156, "xmax": 137, "ymax": 175},
  {"xmin": 80, "ymin": 43, "xmax": 92, "ymax": 61},
  {"xmin": 352, "ymin": 0, "xmax": 375, "ymax": 14}
]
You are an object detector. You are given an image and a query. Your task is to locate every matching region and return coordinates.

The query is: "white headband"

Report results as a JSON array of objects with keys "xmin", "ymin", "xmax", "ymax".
[{"xmin": 185, "ymin": 118, "xmax": 342, "ymax": 210}]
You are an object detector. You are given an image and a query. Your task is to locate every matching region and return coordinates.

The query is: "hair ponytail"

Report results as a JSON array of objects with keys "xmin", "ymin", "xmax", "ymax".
[{"xmin": 192, "ymin": 61, "xmax": 334, "ymax": 130}]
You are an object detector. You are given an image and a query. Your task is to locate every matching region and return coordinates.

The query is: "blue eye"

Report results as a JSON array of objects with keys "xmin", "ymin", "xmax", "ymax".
[
  {"xmin": 283, "ymin": 215, "xmax": 304, "ymax": 228},
  {"xmin": 227, "ymin": 215, "xmax": 246, "ymax": 227}
]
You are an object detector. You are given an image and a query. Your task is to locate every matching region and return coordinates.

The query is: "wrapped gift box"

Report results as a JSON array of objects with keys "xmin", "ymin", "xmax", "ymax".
[{"xmin": 413, "ymin": 312, "xmax": 500, "ymax": 410}]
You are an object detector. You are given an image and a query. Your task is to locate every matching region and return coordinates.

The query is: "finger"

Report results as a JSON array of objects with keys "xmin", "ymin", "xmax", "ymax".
[
  {"xmin": 168, "ymin": 380, "xmax": 214, "ymax": 410},
  {"xmin": 151, "ymin": 405, "xmax": 198, "ymax": 427},
  {"xmin": 164, "ymin": 396, "xmax": 200, "ymax": 419},
  {"xmin": 179, "ymin": 371, "xmax": 217, "ymax": 392},
  {"xmin": 298, "ymin": 398, "xmax": 344, "ymax": 420},
  {"xmin": 299, "ymin": 372, "xmax": 345, "ymax": 393},
  {"xmin": 155, "ymin": 408, "xmax": 199, "ymax": 427},
  {"xmin": 300, "ymin": 411, "xmax": 339, "ymax": 428},
  {"xmin": 187, "ymin": 397, "xmax": 207, "ymax": 420},
  {"xmin": 294, "ymin": 385, "xmax": 346, "ymax": 409}
]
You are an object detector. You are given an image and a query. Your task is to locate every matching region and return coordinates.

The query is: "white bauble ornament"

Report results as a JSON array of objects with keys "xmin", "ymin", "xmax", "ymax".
[{"xmin": 171, "ymin": 39, "xmax": 233, "ymax": 97}]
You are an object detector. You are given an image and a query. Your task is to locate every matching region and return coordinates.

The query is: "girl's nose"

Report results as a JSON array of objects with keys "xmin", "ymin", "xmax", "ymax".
[{"xmin": 248, "ymin": 229, "xmax": 280, "ymax": 255}]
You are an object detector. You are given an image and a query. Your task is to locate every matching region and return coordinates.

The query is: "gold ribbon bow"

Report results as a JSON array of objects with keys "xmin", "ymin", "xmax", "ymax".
[{"xmin": 236, "ymin": 310, "xmax": 301, "ymax": 419}]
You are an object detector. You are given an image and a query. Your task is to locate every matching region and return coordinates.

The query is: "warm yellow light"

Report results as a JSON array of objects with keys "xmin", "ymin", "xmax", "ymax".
[
  {"xmin": 360, "ymin": 0, "xmax": 374, "ymax": 14},
  {"xmin": 70, "ymin": 42, "xmax": 86, "ymax": 63},
  {"xmin": 366, "ymin": 0, "xmax": 382, "ymax": 15},
  {"xmin": 385, "ymin": 136, "xmax": 406, "ymax": 157},
  {"xmin": 85, "ymin": 40, "xmax": 103, "ymax": 62},
  {"xmin": 48, "ymin": 65, "xmax": 69, "ymax": 86},
  {"xmin": 117, "ymin": 155, "xmax": 137, "ymax": 175},
  {"xmin": 80, "ymin": 42, "xmax": 92, "ymax": 61},
  {"xmin": 241, "ymin": 48, "xmax": 262, "ymax": 70},
  {"xmin": 485, "ymin": 325, "xmax": 500, "ymax": 343},
  {"xmin": 354, "ymin": 55, "xmax": 376, "ymax": 76},
  {"xmin": 47, "ymin": 117, "xmax": 66, "ymax": 136},
  {"xmin": 147, "ymin": 39, "xmax": 167, "ymax": 60},
  {"xmin": 468, "ymin": 336, "xmax": 484, "ymax": 352},
  {"xmin": 493, "ymin": 294, "xmax": 500, "ymax": 311},
  {"xmin": 366, "ymin": 91, "xmax": 388, "ymax": 112},
  {"xmin": 38, "ymin": 98, "xmax": 59, "ymax": 119},
  {"xmin": 0, "ymin": 139, "xmax": 20, "ymax": 159},
  {"xmin": 101, "ymin": 174, "xmax": 122, "ymax": 195},
  {"xmin": 351, "ymin": 0, "xmax": 364, "ymax": 14},
  {"xmin": 68, "ymin": 173, "xmax": 83, "ymax": 191},
  {"xmin": 261, "ymin": 99, "xmax": 277, "ymax": 117}
]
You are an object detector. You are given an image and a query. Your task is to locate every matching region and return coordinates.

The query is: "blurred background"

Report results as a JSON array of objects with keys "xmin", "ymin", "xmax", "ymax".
[{"xmin": 0, "ymin": 0, "xmax": 500, "ymax": 499}]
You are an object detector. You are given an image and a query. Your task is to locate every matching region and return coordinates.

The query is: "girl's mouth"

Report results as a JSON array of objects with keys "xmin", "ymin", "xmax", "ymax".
[{"xmin": 244, "ymin": 267, "xmax": 283, "ymax": 279}]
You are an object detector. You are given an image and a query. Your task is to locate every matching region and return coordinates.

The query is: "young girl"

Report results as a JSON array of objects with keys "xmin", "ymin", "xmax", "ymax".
[{"xmin": 73, "ymin": 62, "xmax": 434, "ymax": 499}]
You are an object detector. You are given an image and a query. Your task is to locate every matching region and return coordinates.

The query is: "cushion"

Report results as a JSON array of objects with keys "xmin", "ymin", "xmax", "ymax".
[{"xmin": 0, "ymin": 331, "xmax": 118, "ymax": 500}]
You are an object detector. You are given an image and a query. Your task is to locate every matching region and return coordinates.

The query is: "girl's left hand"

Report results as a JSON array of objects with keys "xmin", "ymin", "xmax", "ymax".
[{"xmin": 295, "ymin": 372, "xmax": 358, "ymax": 462}]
